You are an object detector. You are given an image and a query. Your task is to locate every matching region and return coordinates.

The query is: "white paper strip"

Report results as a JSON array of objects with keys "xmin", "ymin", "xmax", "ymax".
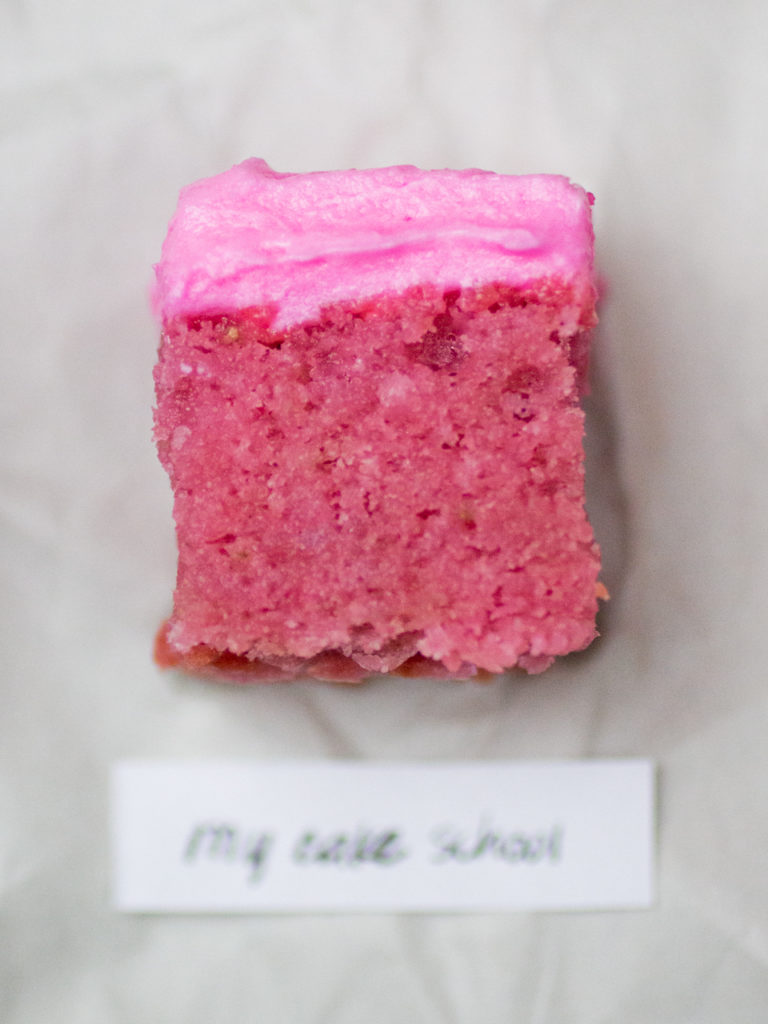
[{"xmin": 111, "ymin": 759, "xmax": 655, "ymax": 913}]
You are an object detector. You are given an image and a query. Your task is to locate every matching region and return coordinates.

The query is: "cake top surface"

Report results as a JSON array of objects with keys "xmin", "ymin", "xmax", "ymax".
[{"xmin": 153, "ymin": 159, "xmax": 595, "ymax": 327}]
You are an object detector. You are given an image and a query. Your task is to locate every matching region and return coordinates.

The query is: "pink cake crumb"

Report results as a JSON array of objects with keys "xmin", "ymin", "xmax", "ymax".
[{"xmin": 152, "ymin": 161, "xmax": 604, "ymax": 682}]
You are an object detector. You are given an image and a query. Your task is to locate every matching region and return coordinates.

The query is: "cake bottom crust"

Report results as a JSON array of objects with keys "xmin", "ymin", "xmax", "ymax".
[{"xmin": 154, "ymin": 621, "xmax": 502, "ymax": 683}]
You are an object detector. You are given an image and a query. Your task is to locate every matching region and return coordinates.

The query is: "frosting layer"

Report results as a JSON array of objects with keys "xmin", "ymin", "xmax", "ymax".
[{"xmin": 153, "ymin": 160, "xmax": 595, "ymax": 328}]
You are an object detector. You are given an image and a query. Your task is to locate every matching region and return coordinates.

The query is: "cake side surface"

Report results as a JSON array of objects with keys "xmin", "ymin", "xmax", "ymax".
[{"xmin": 154, "ymin": 282, "xmax": 600, "ymax": 680}]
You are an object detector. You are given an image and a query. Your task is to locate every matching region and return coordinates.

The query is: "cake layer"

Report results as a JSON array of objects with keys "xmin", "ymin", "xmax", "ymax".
[
  {"xmin": 153, "ymin": 160, "xmax": 596, "ymax": 330},
  {"xmin": 154, "ymin": 280, "xmax": 601, "ymax": 679}
]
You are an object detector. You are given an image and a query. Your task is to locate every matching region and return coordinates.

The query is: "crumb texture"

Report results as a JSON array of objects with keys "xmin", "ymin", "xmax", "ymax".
[{"xmin": 154, "ymin": 281, "xmax": 600, "ymax": 679}]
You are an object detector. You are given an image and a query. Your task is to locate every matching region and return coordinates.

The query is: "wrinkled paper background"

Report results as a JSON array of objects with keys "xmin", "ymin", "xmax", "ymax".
[{"xmin": 3, "ymin": 0, "xmax": 768, "ymax": 1020}]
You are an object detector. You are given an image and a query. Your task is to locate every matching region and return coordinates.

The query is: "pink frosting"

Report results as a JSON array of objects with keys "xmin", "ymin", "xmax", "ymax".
[{"xmin": 153, "ymin": 159, "xmax": 595, "ymax": 328}]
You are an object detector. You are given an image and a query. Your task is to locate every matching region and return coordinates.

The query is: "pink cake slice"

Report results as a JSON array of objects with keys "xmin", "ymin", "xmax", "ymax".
[{"xmin": 152, "ymin": 159, "xmax": 603, "ymax": 682}]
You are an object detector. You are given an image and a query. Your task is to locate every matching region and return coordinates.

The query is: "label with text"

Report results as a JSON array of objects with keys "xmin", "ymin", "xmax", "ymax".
[{"xmin": 111, "ymin": 759, "xmax": 654, "ymax": 913}]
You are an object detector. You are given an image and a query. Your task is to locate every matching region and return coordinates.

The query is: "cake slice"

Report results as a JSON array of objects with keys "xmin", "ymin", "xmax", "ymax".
[{"xmin": 152, "ymin": 160, "xmax": 603, "ymax": 682}]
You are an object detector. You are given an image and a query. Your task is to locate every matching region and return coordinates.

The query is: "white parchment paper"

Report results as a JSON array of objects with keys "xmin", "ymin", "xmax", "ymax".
[{"xmin": 3, "ymin": 1, "xmax": 768, "ymax": 1020}]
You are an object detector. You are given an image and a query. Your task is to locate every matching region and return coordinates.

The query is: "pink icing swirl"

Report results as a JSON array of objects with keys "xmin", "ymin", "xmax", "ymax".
[{"xmin": 153, "ymin": 159, "xmax": 595, "ymax": 328}]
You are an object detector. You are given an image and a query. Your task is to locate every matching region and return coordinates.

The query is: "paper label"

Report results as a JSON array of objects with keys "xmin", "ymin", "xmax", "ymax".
[{"xmin": 111, "ymin": 760, "xmax": 654, "ymax": 913}]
